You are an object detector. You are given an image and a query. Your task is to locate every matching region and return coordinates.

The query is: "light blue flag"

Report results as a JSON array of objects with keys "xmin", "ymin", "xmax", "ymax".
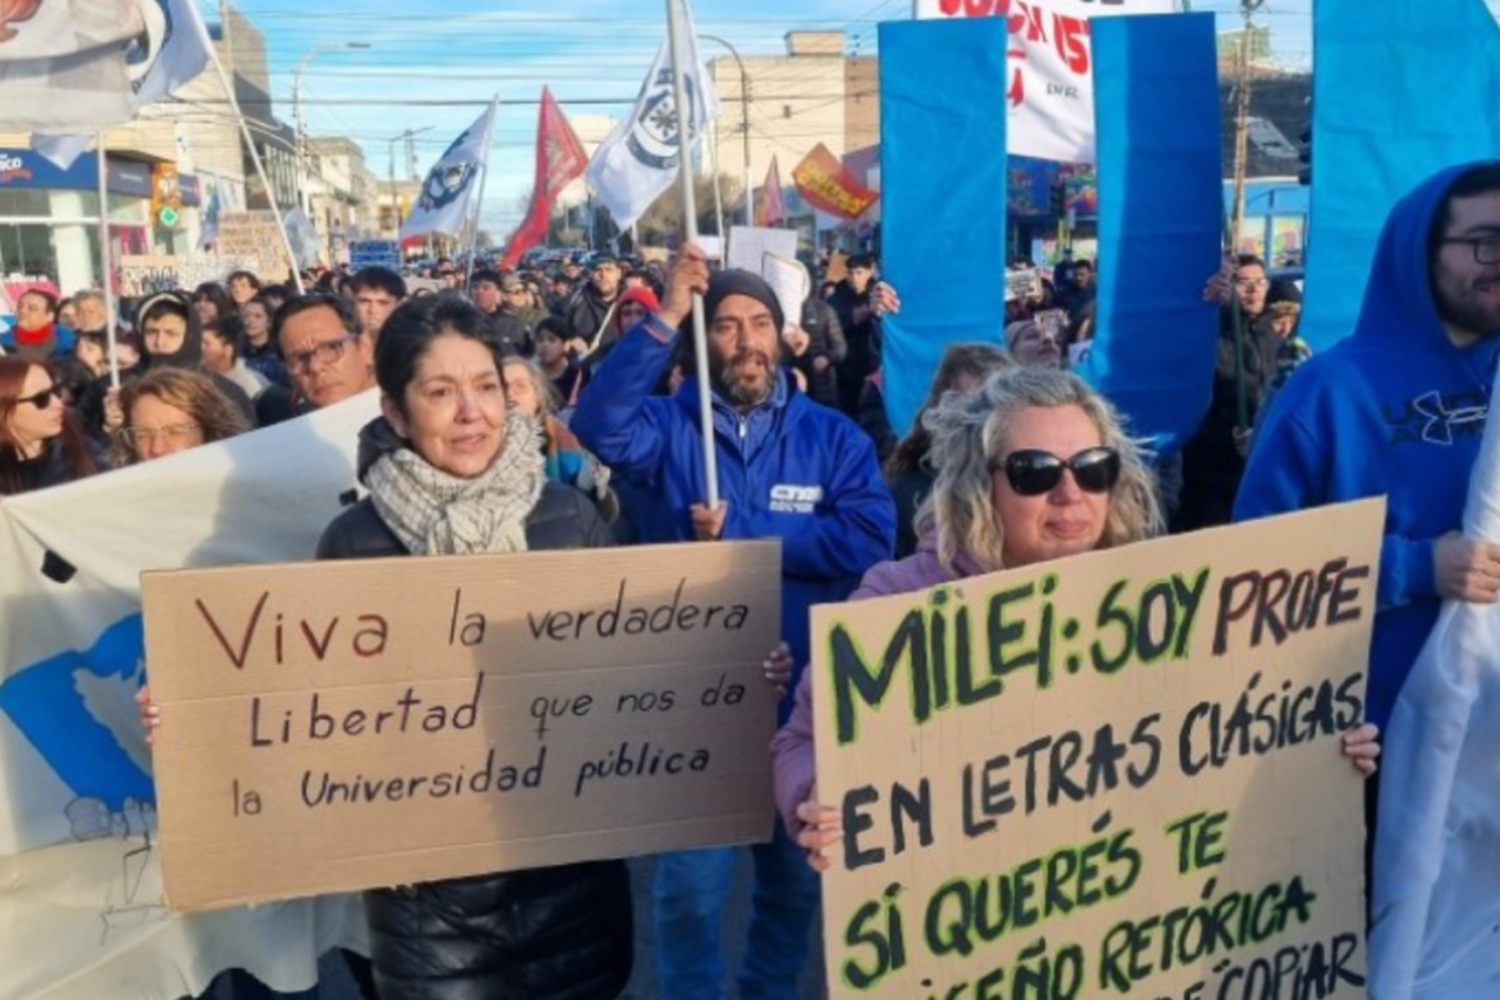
[
  {"xmin": 1075, "ymin": 12, "xmax": 1222, "ymax": 458},
  {"xmin": 879, "ymin": 18, "xmax": 1008, "ymax": 437},
  {"xmin": 1303, "ymin": 0, "xmax": 1500, "ymax": 351}
]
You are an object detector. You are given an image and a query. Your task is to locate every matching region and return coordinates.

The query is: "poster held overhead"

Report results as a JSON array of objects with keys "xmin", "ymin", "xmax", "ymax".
[
  {"xmin": 912, "ymin": 0, "xmax": 1178, "ymax": 164},
  {"xmin": 1074, "ymin": 12, "xmax": 1223, "ymax": 459},
  {"xmin": 879, "ymin": 18, "xmax": 1008, "ymax": 436}
]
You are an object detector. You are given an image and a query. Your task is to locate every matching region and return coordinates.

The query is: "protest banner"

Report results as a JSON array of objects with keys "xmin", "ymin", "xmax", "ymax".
[
  {"xmin": 1004, "ymin": 267, "xmax": 1042, "ymax": 303},
  {"xmin": 118, "ymin": 254, "xmax": 262, "ymax": 297},
  {"xmin": 214, "ymin": 210, "xmax": 295, "ymax": 279},
  {"xmin": 791, "ymin": 144, "xmax": 879, "ymax": 221},
  {"xmin": 0, "ymin": 391, "xmax": 382, "ymax": 996},
  {"xmin": 912, "ymin": 0, "xmax": 1178, "ymax": 164},
  {"xmin": 142, "ymin": 541, "xmax": 782, "ymax": 911},
  {"xmin": 811, "ymin": 500, "xmax": 1384, "ymax": 999},
  {"xmin": 348, "ymin": 240, "xmax": 401, "ymax": 271}
]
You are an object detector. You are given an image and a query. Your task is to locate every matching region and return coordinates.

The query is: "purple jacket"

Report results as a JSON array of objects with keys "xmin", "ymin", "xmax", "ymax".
[{"xmin": 770, "ymin": 539, "xmax": 988, "ymax": 833}]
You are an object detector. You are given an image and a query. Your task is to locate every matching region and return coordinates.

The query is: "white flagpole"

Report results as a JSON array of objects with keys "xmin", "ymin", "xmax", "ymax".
[
  {"xmin": 666, "ymin": 0, "xmax": 718, "ymax": 509},
  {"xmin": 707, "ymin": 122, "xmax": 726, "ymax": 249},
  {"xmin": 185, "ymin": 3, "xmax": 305, "ymax": 294},
  {"xmin": 464, "ymin": 95, "xmax": 500, "ymax": 292},
  {"xmin": 94, "ymin": 133, "xmax": 121, "ymax": 387}
]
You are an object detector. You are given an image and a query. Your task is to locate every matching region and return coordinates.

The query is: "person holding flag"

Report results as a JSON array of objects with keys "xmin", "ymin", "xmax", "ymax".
[{"xmin": 571, "ymin": 244, "xmax": 895, "ymax": 999}]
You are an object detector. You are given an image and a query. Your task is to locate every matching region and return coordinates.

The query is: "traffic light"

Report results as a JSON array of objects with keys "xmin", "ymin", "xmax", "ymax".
[{"xmin": 152, "ymin": 163, "xmax": 183, "ymax": 228}]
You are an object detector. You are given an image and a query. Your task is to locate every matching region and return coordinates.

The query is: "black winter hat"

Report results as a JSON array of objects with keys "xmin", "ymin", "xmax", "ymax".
[{"xmin": 701, "ymin": 269, "xmax": 785, "ymax": 335}]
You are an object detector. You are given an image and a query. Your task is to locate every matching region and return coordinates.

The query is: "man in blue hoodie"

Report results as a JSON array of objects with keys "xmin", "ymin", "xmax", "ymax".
[
  {"xmin": 1235, "ymin": 162, "xmax": 1500, "ymax": 743},
  {"xmin": 572, "ymin": 243, "xmax": 896, "ymax": 1000}
]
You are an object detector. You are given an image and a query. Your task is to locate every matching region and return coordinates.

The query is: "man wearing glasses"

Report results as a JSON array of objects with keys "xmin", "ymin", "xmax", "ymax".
[
  {"xmin": 1173, "ymin": 253, "xmax": 1282, "ymax": 532},
  {"xmin": 1238, "ymin": 162, "xmax": 1500, "ymax": 851},
  {"xmin": 255, "ymin": 296, "xmax": 375, "ymax": 426}
]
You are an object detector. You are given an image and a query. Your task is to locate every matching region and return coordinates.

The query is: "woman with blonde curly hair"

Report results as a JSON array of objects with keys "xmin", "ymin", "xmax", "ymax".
[
  {"xmin": 769, "ymin": 365, "xmax": 1380, "ymax": 870},
  {"xmin": 116, "ymin": 367, "xmax": 251, "ymax": 465}
]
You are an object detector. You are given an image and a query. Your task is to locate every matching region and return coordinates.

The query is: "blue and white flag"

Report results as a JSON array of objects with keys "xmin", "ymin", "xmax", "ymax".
[
  {"xmin": 1302, "ymin": 0, "xmax": 1500, "ymax": 351},
  {"xmin": 34, "ymin": 0, "xmax": 216, "ymax": 169},
  {"xmin": 401, "ymin": 105, "xmax": 497, "ymax": 241},
  {"xmin": 585, "ymin": 0, "xmax": 720, "ymax": 230},
  {"xmin": 0, "ymin": 391, "xmax": 381, "ymax": 994},
  {"xmin": 0, "ymin": 0, "xmax": 144, "ymax": 132}
]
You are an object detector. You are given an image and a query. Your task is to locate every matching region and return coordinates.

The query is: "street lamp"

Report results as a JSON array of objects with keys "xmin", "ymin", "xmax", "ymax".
[
  {"xmin": 294, "ymin": 41, "xmax": 371, "ymax": 215},
  {"xmin": 701, "ymin": 34, "xmax": 753, "ymax": 226},
  {"xmin": 386, "ymin": 126, "xmax": 433, "ymax": 239}
]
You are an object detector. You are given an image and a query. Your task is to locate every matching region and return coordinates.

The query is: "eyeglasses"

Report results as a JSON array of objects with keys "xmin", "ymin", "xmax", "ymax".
[
  {"xmin": 1440, "ymin": 236, "xmax": 1500, "ymax": 265},
  {"xmin": 286, "ymin": 334, "xmax": 358, "ymax": 374},
  {"xmin": 1235, "ymin": 278, "xmax": 1270, "ymax": 289},
  {"xmin": 995, "ymin": 447, "xmax": 1122, "ymax": 497},
  {"xmin": 15, "ymin": 385, "xmax": 58, "ymax": 409},
  {"xmin": 121, "ymin": 423, "xmax": 201, "ymax": 449}
]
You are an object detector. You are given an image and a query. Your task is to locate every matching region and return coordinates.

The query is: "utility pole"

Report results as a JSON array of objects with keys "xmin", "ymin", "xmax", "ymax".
[
  {"xmin": 385, "ymin": 126, "xmax": 432, "ymax": 240},
  {"xmin": 1230, "ymin": 0, "xmax": 1263, "ymax": 254}
]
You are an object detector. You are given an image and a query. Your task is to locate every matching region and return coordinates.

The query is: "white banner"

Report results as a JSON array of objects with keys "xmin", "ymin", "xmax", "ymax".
[
  {"xmin": 585, "ymin": 0, "xmax": 721, "ymax": 229},
  {"xmin": 0, "ymin": 392, "xmax": 381, "ymax": 996},
  {"xmin": 912, "ymin": 0, "xmax": 1179, "ymax": 163}
]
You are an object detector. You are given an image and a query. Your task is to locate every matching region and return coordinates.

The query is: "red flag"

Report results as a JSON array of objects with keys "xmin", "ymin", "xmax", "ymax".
[
  {"xmin": 792, "ymin": 143, "xmax": 879, "ymax": 220},
  {"xmin": 756, "ymin": 157, "xmax": 785, "ymax": 227},
  {"xmin": 501, "ymin": 87, "xmax": 588, "ymax": 269}
]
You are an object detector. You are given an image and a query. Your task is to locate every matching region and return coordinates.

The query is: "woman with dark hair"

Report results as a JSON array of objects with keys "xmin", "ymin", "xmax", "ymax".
[
  {"xmin": 116, "ymin": 368, "xmax": 251, "ymax": 465},
  {"xmin": 191, "ymin": 282, "xmax": 235, "ymax": 326},
  {"xmin": 313, "ymin": 294, "xmax": 634, "ymax": 999},
  {"xmin": 883, "ymin": 342, "xmax": 1013, "ymax": 558},
  {"xmin": 0, "ymin": 357, "xmax": 102, "ymax": 496}
]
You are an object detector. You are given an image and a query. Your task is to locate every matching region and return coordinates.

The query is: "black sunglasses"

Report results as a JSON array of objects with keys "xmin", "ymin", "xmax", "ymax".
[
  {"xmin": 15, "ymin": 385, "xmax": 58, "ymax": 410},
  {"xmin": 997, "ymin": 447, "xmax": 1121, "ymax": 497}
]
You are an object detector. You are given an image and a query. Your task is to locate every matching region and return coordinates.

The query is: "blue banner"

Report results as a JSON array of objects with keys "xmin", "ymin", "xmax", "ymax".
[
  {"xmin": 1076, "ymin": 12, "xmax": 1222, "ymax": 458},
  {"xmin": 1303, "ymin": 1, "xmax": 1500, "ymax": 351},
  {"xmin": 879, "ymin": 18, "xmax": 1008, "ymax": 436}
]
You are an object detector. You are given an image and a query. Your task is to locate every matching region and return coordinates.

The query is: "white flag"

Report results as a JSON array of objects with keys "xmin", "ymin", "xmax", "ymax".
[
  {"xmin": 912, "ymin": 0, "xmax": 1178, "ymax": 164},
  {"xmin": 0, "ymin": 392, "xmax": 381, "ymax": 996},
  {"xmin": 0, "ymin": 0, "xmax": 145, "ymax": 131},
  {"xmin": 401, "ymin": 105, "xmax": 497, "ymax": 241},
  {"xmin": 586, "ymin": 0, "xmax": 721, "ymax": 230},
  {"xmin": 34, "ymin": 0, "xmax": 217, "ymax": 169}
]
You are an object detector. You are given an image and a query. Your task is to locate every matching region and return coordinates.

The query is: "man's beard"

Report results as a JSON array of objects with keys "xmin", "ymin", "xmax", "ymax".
[
  {"xmin": 1435, "ymin": 279, "xmax": 1500, "ymax": 341},
  {"xmin": 711, "ymin": 349, "xmax": 777, "ymax": 407}
]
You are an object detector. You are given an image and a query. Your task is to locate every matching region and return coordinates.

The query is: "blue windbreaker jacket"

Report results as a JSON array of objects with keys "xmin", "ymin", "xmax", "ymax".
[{"xmin": 572, "ymin": 315, "xmax": 896, "ymax": 719}]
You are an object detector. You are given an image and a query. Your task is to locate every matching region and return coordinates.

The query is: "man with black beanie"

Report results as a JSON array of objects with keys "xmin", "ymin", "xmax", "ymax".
[{"xmin": 572, "ymin": 242, "xmax": 895, "ymax": 1000}]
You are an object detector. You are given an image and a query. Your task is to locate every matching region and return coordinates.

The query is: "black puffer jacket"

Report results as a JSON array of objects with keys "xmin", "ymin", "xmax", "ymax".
[{"xmin": 316, "ymin": 423, "xmax": 632, "ymax": 1000}]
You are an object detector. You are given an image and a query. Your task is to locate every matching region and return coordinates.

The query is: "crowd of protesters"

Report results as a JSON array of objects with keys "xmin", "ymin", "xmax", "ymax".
[{"xmin": 11, "ymin": 159, "xmax": 1500, "ymax": 1000}]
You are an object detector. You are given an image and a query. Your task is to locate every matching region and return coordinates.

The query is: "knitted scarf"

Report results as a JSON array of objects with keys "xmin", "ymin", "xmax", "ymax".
[{"xmin": 366, "ymin": 411, "xmax": 545, "ymax": 556}]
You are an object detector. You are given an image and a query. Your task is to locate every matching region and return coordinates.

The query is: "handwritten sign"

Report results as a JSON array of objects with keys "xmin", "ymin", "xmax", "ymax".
[
  {"xmin": 142, "ymin": 541, "xmax": 782, "ymax": 911},
  {"xmin": 811, "ymin": 501, "xmax": 1384, "ymax": 999},
  {"xmin": 214, "ymin": 211, "xmax": 294, "ymax": 280},
  {"xmin": 118, "ymin": 255, "xmax": 262, "ymax": 297}
]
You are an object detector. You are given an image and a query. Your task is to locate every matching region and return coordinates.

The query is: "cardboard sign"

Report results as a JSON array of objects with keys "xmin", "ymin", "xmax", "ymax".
[
  {"xmin": 348, "ymin": 240, "xmax": 401, "ymax": 271},
  {"xmin": 118, "ymin": 254, "xmax": 263, "ymax": 297},
  {"xmin": 214, "ymin": 211, "xmax": 294, "ymax": 280},
  {"xmin": 143, "ymin": 541, "xmax": 782, "ymax": 911},
  {"xmin": 1005, "ymin": 267, "xmax": 1043, "ymax": 303},
  {"xmin": 811, "ymin": 501, "xmax": 1384, "ymax": 999}
]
